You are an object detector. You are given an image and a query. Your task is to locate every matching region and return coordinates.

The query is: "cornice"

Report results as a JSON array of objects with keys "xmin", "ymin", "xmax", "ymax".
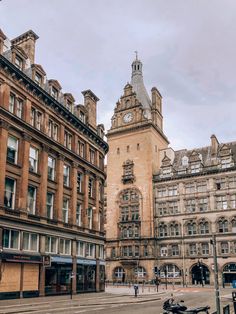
[{"xmin": 0, "ymin": 55, "xmax": 108, "ymax": 153}]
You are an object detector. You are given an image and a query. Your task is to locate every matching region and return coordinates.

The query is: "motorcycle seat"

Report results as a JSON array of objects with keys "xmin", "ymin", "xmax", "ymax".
[{"xmin": 184, "ymin": 306, "xmax": 209, "ymax": 313}]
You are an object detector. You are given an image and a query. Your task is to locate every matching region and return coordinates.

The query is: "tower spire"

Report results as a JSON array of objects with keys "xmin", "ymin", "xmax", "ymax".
[{"xmin": 134, "ymin": 50, "xmax": 138, "ymax": 60}]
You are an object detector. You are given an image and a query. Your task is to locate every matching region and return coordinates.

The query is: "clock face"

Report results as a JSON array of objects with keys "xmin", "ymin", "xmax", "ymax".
[{"xmin": 123, "ymin": 112, "xmax": 133, "ymax": 123}]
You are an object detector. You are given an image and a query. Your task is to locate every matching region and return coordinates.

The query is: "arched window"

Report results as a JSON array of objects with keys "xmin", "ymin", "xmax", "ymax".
[
  {"xmin": 231, "ymin": 217, "xmax": 236, "ymax": 232},
  {"xmin": 114, "ymin": 267, "xmax": 125, "ymax": 279},
  {"xmin": 122, "ymin": 227, "xmax": 127, "ymax": 238},
  {"xmin": 159, "ymin": 223, "xmax": 168, "ymax": 237},
  {"xmin": 160, "ymin": 264, "xmax": 181, "ymax": 278},
  {"xmin": 128, "ymin": 226, "xmax": 133, "ymax": 238},
  {"xmin": 170, "ymin": 223, "xmax": 180, "ymax": 236},
  {"xmin": 199, "ymin": 220, "xmax": 209, "ymax": 234},
  {"xmin": 134, "ymin": 266, "xmax": 146, "ymax": 278},
  {"xmin": 218, "ymin": 218, "xmax": 228, "ymax": 233},
  {"xmin": 187, "ymin": 222, "xmax": 197, "ymax": 235}
]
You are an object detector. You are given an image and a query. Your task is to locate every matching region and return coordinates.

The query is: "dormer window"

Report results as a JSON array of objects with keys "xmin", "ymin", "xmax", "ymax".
[
  {"xmin": 162, "ymin": 167, "xmax": 172, "ymax": 178},
  {"xmin": 15, "ymin": 55, "xmax": 23, "ymax": 70},
  {"xmin": 35, "ymin": 72, "xmax": 42, "ymax": 86},
  {"xmin": 51, "ymin": 86, "xmax": 58, "ymax": 99},
  {"xmin": 221, "ymin": 157, "xmax": 233, "ymax": 169},
  {"xmin": 66, "ymin": 100, "xmax": 73, "ymax": 112},
  {"xmin": 182, "ymin": 156, "xmax": 189, "ymax": 166},
  {"xmin": 190, "ymin": 163, "xmax": 200, "ymax": 174},
  {"xmin": 79, "ymin": 111, "xmax": 85, "ymax": 123}
]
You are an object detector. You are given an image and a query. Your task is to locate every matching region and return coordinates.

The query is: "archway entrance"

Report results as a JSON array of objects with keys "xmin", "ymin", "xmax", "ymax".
[
  {"xmin": 191, "ymin": 263, "xmax": 210, "ymax": 285},
  {"xmin": 223, "ymin": 263, "xmax": 236, "ymax": 285}
]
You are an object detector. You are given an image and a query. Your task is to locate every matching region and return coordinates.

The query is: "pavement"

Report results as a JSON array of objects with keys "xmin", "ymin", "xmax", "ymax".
[{"xmin": 0, "ymin": 285, "xmax": 234, "ymax": 314}]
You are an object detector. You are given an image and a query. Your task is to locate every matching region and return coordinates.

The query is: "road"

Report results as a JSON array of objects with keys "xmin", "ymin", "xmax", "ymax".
[{"xmin": 0, "ymin": 286, "xmax": 233, "ymax": 314}]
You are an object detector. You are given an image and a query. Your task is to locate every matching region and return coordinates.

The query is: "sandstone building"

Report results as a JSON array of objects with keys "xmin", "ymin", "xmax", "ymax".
[
  {"xmin": 0, "ymin": 29, "xmax": 108, "ymax": 299},
  {"xmin": 105, "ymin": 56, "xmax": 236, "ymax": 287}
]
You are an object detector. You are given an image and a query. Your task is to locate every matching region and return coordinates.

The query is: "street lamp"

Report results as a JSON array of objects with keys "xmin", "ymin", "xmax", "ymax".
[{"xmin": 210, "ymin": 234, "xmax": 221, "ymax": 314}]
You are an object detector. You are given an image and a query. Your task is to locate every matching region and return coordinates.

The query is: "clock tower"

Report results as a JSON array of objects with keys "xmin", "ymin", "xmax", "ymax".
[{"xmin": 105, "ymin": 56, "xmax": 169, "ymax": 282}]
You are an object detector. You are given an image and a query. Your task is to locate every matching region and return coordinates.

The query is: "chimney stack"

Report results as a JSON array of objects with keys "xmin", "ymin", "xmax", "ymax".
[
  {"xmin": 82, "ymin": 90, "xmax": 99, "ymax": 130},
  {"xmin": 211, "ymin": 134, "xmax": 219, "ymax": 157}
]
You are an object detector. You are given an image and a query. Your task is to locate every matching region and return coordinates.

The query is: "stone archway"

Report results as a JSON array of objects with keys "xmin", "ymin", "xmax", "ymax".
[
  {"xmin": 222, "ymin": 263, "xmax": 236, "ymax": 285},
  {"xmin": 191, "ymin": 263, "xmax": 210, "ymax": 285}
]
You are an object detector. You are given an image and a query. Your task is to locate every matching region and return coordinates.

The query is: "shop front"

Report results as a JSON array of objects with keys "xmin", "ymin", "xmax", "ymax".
[
  {"xmin": 222, "ymin": 263, "xmax": 236, "ymax": 286},
  {"xmin": 0, "ymin": 252, "xmax": 42, "ymax": 300},
  {"xmin": 76, "ymin": 258, "xmax": 97, "ymax": 292},
  {"xmin": 45, "ymin": 256, "xmax": 72, "ymax": 296}
]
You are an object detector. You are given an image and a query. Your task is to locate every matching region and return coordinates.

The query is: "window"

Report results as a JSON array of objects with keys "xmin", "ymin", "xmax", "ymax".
[
  {"xmin": 48, "ymin": 156, "xmax": 56, "ymax": 181},
  {"xmin": 182, "ymin": 156, "xmax": 189, "ymax": 166},
  {"xmin": 3, "ymin": 229, "xmax": 20, "ymax": 249},
  {"xmin": 86, "ymin": 243, "xmax": 95, "ymax": 257},
  {"xmin": 159, "ymin": 224, "xmax": 168, "ymax": 237},
  {"xmin": 78, "ymin": 141, "xmax": 85, "ymax": 158},
  {"xmin": 134, "ymin": 245, "xmax": 139, "ymax": 257},
  {"xmin": 171, "ymin": 244, "xmax": 179, "ymax": 256},
  {"xmin": 51, "ymin": 86, "xmax": 58, "ymax": 99},
  {"xmin": 122, "ymin": 245, "xmax": 132, "ymax": 257},
  {"xmin": 160, "ymin": 246, "xmax": 168, "ymax": 257},
  {"xmin": 114, "ymin": 267, "xmax": 125, "ymax": 279},
  {"xmin": 62, "ymin": 198, "xmax": 69, "ymax": 223},
  {"xmin": 76, "ymin": 203, "xmax": 82, "ymax": 226},
  {"xmin": 157, "ymin": 203, "xmax": 167, "ymax": 216},
  {"xmin": 99, "ymin": 183, "xmax": 103, "ymax": 202},
  {"xmin": 131, "ymin": 206, "xmax": 139, "ymax": 220},
  {"xmin": 160, "ymin": 264, "xmax": 181, "ymax": 278},
  {"xmin": 199, "ymin": 198, "xmax": 208, "ymax": 212},
  {"xmin": 45, "ymin": 236, "xmax": 58, "ymax": 253},
  {"xmin": 111, "ymin": 247, "xmax": 116, "ymax": 258},
  {"xmin": 216, "ymin": 195, "xmax": 227, "ymax": 210},
  {"xmin": 121, "ymin": 207, "xmax": 129, "ymax": 221},
  {"xmin": 98, "ymin": 212, "xmax": 102, "ymax": 231},
  {"xmin": 29, "ymin": 146, "xmax": 38, "ymax": 172},
  {"xmin": 229, "ymin": 177, "xmax": 236, "ymax": 188},
  {"xmin": 88, "ymin": 178, "xmax": 94, "ymax": 198},
  {"xmin": 99, "ymin": 154, "xmax": 104, "ymax": 169},
  {"xmin": 216, "ymin": 178, "xmax": 227, "ymax": 190},
  {"xmin": 169, "ymin": 201, "xmax": 179, "ymax": 214},
  {"xmin": 199, "ymin": 220, "xmax": 209, "ymax": 234},
  {"xmin": 134, "ymin": 267, "xmax": 146, "ymax": 278},
  {"xmin": 187, "ymin": 222, "xmax": 197, "ymax": 235},
  {"xmin": 162, "ymin": 167, "xmax": 172, "ymax": 177},
  {"xmin": 15, "ymin": 55, "xmax": 23, "ymax": 70},
  {"xmin": 87, "ymin": 207, "xmax": 93, "ymax": 229},
  {"xmin": 77, "ymin": 172, "xmax": 83, "ymax": 193},
  {"xmin": 189, "ymin": 243, "xmax": 197, "ymax": 255},
  {"xmin": 221, "ymin": 158, "xmax": 232, "ymax": 169},
  {"xmin": 89, "ymin": 149, "xmax": 95, "ymax": 164},
  {"xmin": 143, "ymin": 245, "xmax": 148, "ymax": 256},
  {"xmin": 77, "ymin": 241, "xmax": 85, "ymax": 256},
  {"xmin": 7, "ymin": 135, "xmax": 18, "ymax": 164},
  {"xmin": 66, "ymin": 100, "xmax": 73, "ymax": 112},
  {"xmin": 185, "ymin": 199, "xmax": 196, "ymax": 212},
  {"xmin": 30, "ymin": 108, "xmax": 43, "ymax": 131},
  {"xmin": 35, "ymin": 72, "xmax": 42, "ymax": 86},
  {"xmin": 99, "ymin": 245, "xmax": 104, "ymax": 259},
  {"xmin": 197, "ymin": 182, "xmax": 207, "ymax": 193},
  {"xmin": 27, "ymin": 186, "xmax": 36, "ymax": 214},
  {"xmin": 48, "ymin": 119, "xmax": 58, "ymax": 141},
  {"xmin": 4, "ymin": 178, "xmax": 16, "ymax": 209},
  {"xmin": 230, "ymin": 195, "xmax": 236, "ymax": 209},
  {"xmin": 64, "ymin": 130, "xmax": 72, "ymax": 149},
  {"xmin": 185, "ymin": 183, "xmax": 195, "ymax": 194},
  {"xmin": 170, "ymin": 223, "xmax": 179, "ymax": 236},
  {"xmin": 9, "ymin": 93, "xmax": 23, "ymax": 118},
  {"xmin": 190, "ymin": 163, "xmax": 200, "ymax": 173},
  {"xmin": 63, "ymin": 165, "xmax": 70, "ymax": 187},
  {"xmin": 221, "ymin": 242, "xmax": 229, "ymax": 254},
  {"xmin": 46, "ymin": 192, "xmax": 54, "ymax": 219},
  {"xmin": 218, "ymin": 219, "xmax": 228, "ymax": 233},
  {"xmin": 168, "ymin": 186, "xmax": 178, "ymax": 196},
  {"xmin": 23, "ymin": 232, "xmax": 38, "ymax": 252},
  {"xmin": 59, "ymin": 239, "xmax": 71, "ymax": 255},
  {"xmin": 157, "ymin": 187, "xmax": 167, "ymax": 197},
  {"xmin": 79, "ymin": 111, "xmax": 85, "ymax": 123},
  {"xmin": 201, "ymin": 243, "xmax": 209, "ymax": 255}
]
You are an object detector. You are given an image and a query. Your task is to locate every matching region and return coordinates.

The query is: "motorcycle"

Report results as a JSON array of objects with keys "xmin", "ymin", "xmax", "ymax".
[{"xmin": 163, "ymin": 298, "xmax": 210, "ymax": 314}]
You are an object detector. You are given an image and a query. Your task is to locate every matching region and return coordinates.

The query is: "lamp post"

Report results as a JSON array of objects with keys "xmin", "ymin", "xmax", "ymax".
[{"xmin": 210, "ymin": 234, "xmax": 221, "ymax": 314}]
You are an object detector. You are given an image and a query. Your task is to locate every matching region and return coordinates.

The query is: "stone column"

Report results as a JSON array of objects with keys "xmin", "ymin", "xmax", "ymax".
[
  {"xmin": 70, "ymin": 163, "xmax": 77, "ymax": 225},
  {"xmin": 0, "ymin": 120, "xmax": 9, "ymax": 206},
  {"xmin": 39, "ymin": 145, "xmax": 48, "ymax": 217},
  {"xmin": 18, "ymin": 133, "xmax": 31, "ymax": 210},
  {"xmin": 55, "ymin": 155, "xmax": 64, "ymax": 221},
  {"xmin": 39, "ymin": 235, "xmax": 45, "ymax": 296}
]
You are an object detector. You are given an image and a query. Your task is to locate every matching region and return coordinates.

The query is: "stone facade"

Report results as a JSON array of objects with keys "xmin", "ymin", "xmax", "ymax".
[{"xmin": 0, "ymin": 28, "xmax": 108, "ymax": 299}]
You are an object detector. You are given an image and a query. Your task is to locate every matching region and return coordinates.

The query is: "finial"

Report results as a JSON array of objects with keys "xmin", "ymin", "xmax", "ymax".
[{"xmin": 134, "ymin": 50, "xmax": 138, "ymax": 60}]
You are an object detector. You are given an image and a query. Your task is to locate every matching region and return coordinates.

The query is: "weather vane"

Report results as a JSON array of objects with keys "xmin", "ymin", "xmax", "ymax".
[{"xmin": 134, "ymin": 50, "xmax": 138, "ymax": 60}]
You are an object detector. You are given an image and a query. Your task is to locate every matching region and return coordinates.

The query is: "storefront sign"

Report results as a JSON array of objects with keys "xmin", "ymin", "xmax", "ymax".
[
  {"xmin": 77, "ymin": 258, "xmax": 96, "ymax": 265},
  {"xmin": 1, "ymin": 252, "xmax": 42, "ymax": 263},
  {"xmin": 43, "ymin": 255, "xmax": 51, "ymax": 267},
  {"xmin": 51, "ymin": 256, "xmax": 72, "ymax": 264}
]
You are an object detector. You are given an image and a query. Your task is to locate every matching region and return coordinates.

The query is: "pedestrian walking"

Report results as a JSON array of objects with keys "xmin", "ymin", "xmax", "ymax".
[{"xmin": 133, "ymin": 284, "xmax": 139, "ymax": 297}]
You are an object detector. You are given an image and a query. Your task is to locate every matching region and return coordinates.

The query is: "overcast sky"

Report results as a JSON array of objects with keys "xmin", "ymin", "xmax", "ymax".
[{"xmin": 1, "ymin": 0, "xmax": 236, "ymax": 150}]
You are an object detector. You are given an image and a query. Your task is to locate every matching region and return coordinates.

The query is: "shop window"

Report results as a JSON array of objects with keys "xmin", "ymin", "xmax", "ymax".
[
  {"xmin": 59, "ymin": 239, "xmax": 71, "ymax": 255},
  {"xmin": 45, "ymin": 236, "xmax": 58, "ymax": 253},
  {"xmin": 160, "ymin": 264, "xmax": 181, "ymax": 278},
  {"xmin": 22, "ymin": 232, "xmax": 38, "ymax": 252},
  {"xmin": 46, "ymin": 192, "xmax": 54, "ymax": 219},
  {"xmin": 7, "ymin": 135, "xmax": 18, "ymax": 164},
  {"xmin": 63, "ymin": 165, "xmax": 70, "ymax": 187},
  {"xmin": 4, "ymin": 178, "xmax": 16, "ymax": 209},
  {"xmin": 86, "ymin": 243, "xmax": 95, "ymax": 258},
  {"xmin": 3, "ymin": 229, "xmax": 20, "ymax": 249},
  {"xmin": 77, "ymin": 241, "xmax": 85, "ymax": 256},
  {"xmin": 64, "ymin": 130, "xmax": 72, "ymax": 150},
  {"xmin": 29, "ymin": 146, "xmax": 38, "ymax": 173},
  {"xmin": 48, "ymin": 156, "xmax": 56, "ymax": 181},
  {"xmin": 76, "ymin": 203, "xmax": 82, "ymax": 226},
  {"xmin": 62, "ymin": 198, "xmax": 69, "ymax": 223},
  {"xmin": 27, "ymin": 186, "xmax": 37, "ymax": 214}
]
